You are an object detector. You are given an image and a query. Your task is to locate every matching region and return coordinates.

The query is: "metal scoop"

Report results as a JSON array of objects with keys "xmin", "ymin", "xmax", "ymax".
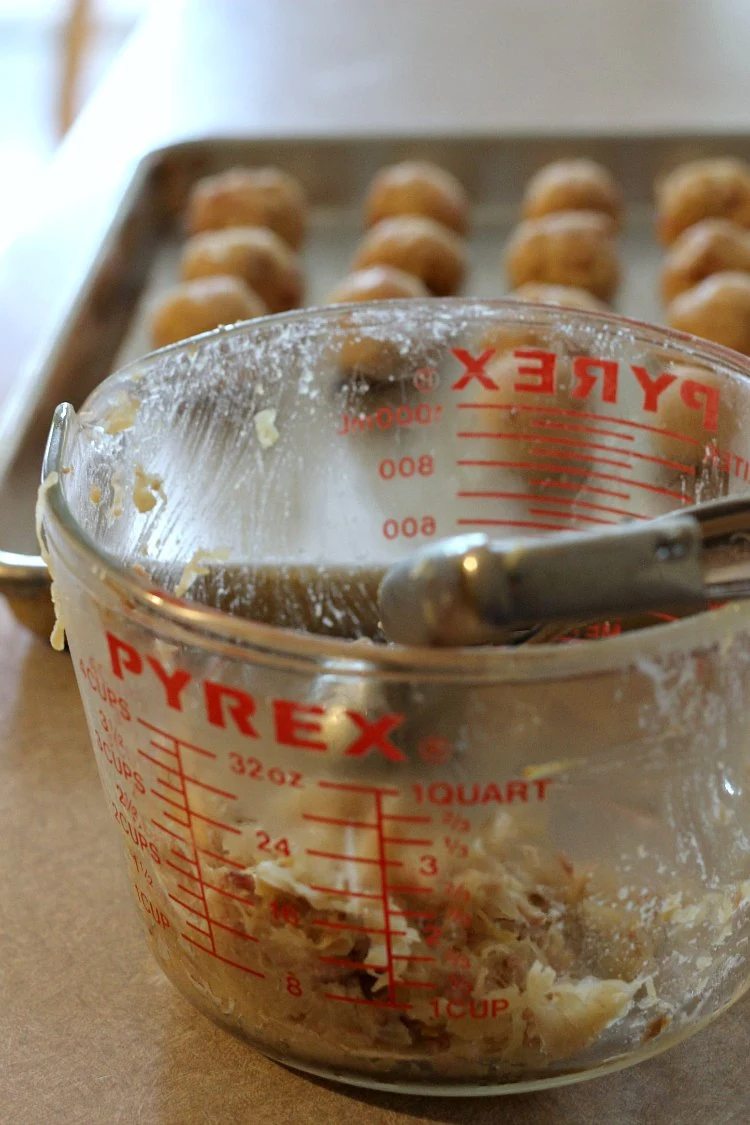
[{"xmin": 378, "ymin": 494, "xmax": 750, "ymax": 647}]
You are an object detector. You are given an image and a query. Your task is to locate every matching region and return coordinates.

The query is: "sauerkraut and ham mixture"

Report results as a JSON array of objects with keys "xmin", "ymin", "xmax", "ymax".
[{"xmin": 149, "ymin": 782, "xmax": 750, "ymax": 1080}]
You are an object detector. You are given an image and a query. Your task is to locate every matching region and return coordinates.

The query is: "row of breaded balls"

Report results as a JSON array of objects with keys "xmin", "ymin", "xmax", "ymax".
[
  {"xmin": 493, "ymin": 154, "xmax": 750, "ymax": 359},
  {"xmin": 150, "ymin": 162, "xmax": 472, "ymax": 349},
  {"xmin": 658, "ymin": 157, "xmax": 750, "ymax": 356},
  {"xmin": 151, "ymin": 156, "xmax": 750, "ymax": 357}
]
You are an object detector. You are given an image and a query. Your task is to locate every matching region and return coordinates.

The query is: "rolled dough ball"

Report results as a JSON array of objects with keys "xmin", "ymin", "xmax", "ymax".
[
  {"xmin": 186, "ymin": 167, "xmax": 307, "ymax": 249},
  {"xmin": 181, "ymin": 227, "xmax": 303, "ymax": 313},
  {"xmin": 353, "ymin": 216, "xmax": 466, "ymax": 296},
  {"xmin": 660, "ymin": 219, "xmax": 750, "ymax": 304},
  {"xmin": 326, "ymin": 266, "xmax": 429, "ymax": 303},
  {"xmin": 522, "ymin": 159, "xmax": 622, "ymax": 229},
  {"xmin": 509, "ymin": 282, "xmax": 608, "ymax": 312},
  {"xmin": 648, "ymin": 362, "xmax": 737, "ymax": 467},
  {"xmin": 477, "ymin": 284, "xmax": 606, "ymax": 357},
  {"xmin": 364, "ymin": 161, "xmax": 469, "ymax": 235},
  {"xmin": 667, "ymin": 271, "xmax": 750, "ymax": 356},
  {"xmin": 150, "ymin": 276, "xmax": 267, "ymax": 349},
  {"xmin": 505, "ymin": 211, "xmax": 620, "ymax": 302},
  {"xmin": 656, "ymin": 158, "xmax": 750, "ymax": 246}
]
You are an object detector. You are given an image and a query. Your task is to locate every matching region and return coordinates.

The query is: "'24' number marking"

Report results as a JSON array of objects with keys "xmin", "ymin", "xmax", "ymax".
[{"xmin": 256, "ymin": 831, "xmax": 290, "ymax": 857}]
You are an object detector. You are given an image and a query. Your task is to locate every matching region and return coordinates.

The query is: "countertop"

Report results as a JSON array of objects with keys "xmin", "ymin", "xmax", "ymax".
[{"xmin": 3, "ymin": 1, "xmax": 750, "ymax": 1121}]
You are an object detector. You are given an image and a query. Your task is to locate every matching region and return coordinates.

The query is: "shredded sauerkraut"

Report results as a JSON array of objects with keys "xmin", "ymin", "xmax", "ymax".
[
  {"xmin": 174, "ymin": 547, "xmax": 231, "ymax": 598},
  {"xmin": 137, "ymin": 771, "xmax": 750, "ymax": 1083}
]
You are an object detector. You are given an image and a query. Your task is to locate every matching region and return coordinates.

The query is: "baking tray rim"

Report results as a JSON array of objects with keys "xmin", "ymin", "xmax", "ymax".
[{"xmin": 5, "ymin": 127, "xmax": 750, "ymax": 594}]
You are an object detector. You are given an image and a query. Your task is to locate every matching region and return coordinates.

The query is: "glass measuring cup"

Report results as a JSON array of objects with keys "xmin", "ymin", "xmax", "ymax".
[{"xmin": 38, "ymin": 301, "xmax": 750, "ymax": 1095}]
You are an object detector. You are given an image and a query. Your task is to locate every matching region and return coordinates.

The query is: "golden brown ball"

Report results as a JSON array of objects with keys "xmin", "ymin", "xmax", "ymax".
[
  {"xmin": 648, "ymin": 362, "xmax": 736, "ymax": 466},
  {"xmin": 522, "ymin": 159, "xmax": 622, "ymax": 229},
  {"xmin": 660, "ymin": 219, "xmax": 750, "ymax": 304},
  {"xmin": 477, "ymin": 285, "xmax": 606, "ymax": 357},
  {"xmin": 364, "ymin": 161, "xmax": 469, "ymax": 235},
  {"xmin": 656, "ymin": 158, "xmax": 750, "ymax": 246},
  {"xmin": 505, "ymin": 211, "xmax": 620, "ymax": 302},
  {"xmin": 181, "ymin": 227, "xmax": 303, "ymax": 314},
  {"xmin": 509, "ymin": 282, "xmax": 608, "ymax": 312},
  {"xmin": 667, "ymin": 271, "xmax": 750, "ymax": 356},
  {"xmin": 186, "ymin": 167, "xmax": 307, "ymax": 249},
  {"xmin": 150, "ymin": 276, "xmax": 267, "ymax": 349},
  {"xmin": 326, "ymin": 266, "xmax": 429, "ymax": 303},
  {"xmin": 352, "ymin": 216, "xmax": 466, "ymax": 296},
  {"xmin": 328, "ymin": 324, "xmax": 403, "ymax": 382}
]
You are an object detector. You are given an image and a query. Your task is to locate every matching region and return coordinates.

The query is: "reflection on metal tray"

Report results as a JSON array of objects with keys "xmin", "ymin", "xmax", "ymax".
[{"xmin": 3, "ymin": 132, "xmax": 750, "ymax": 625}]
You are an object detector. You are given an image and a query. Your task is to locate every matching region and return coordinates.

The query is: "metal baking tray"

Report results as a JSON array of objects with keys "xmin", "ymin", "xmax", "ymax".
[{"xmin": 4, "ymin": 133, "xmax": 750, "ymax": 629}]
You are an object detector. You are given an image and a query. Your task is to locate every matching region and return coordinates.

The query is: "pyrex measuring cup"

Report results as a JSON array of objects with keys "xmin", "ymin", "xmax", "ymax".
[{"xmin": 38, "ymin": 301, "xmax": 750, "ymax": 1095}]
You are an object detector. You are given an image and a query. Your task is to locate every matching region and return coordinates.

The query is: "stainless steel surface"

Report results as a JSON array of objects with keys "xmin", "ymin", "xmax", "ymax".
[
  {"xmin": 5, "ymin": 132, "xmax": 750, "ymax": 620},
  {"xmin": 378, "ymin": 519, "xmax": 706, "ymax": 646},
  {"xmin": 380, "ymin": 494, "xmax": 750, "ymax": 647}
]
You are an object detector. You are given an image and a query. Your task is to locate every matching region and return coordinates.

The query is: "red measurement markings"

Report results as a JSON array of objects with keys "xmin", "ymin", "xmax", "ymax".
[
  {"xmin": 202, "ymin": 880, "xmax": 255, "ymax": 905},
  {"xmin": 186, "ymin": 919, "xmax": 210, "ymax": 937},
  {"xmin": 138, "ymin": 718, "xmax": 216, "ymax": 758},
  {"xmin": 457, "ymin": 401, "xmax": 702, "ymax": 447},
  {"xmin": 456, "ymin": 459, "xmax": 687, "ymax": 501},
  {"xmin": 538, "ymin": 441, "xmax": 696, "ymax": 476},
  {"xmin": 189, "ymin": 811, "xmax": 243, "ymax": 835},
  {"xmin": 373, "ymin": 790, "xmax": 397, "ymax": 1006},
  {"xmin": 528, "ymin": 508, "xmax": 618, "ymax": 526},
  {"xmin": 139, "ymin": 756, "xmax": 238, "ymax": 799},
  {"xmin": 382, "ymin": 836, "xmax": 434, "ymax": 847},
  {"xmin": 388, "ymin": 885, "xmax": 434, "ymax": 895},
  {"xmin": 163, "ymin": 810, "xmax": 190, "ymax": 828},
  {"xmin": 172, "ymin": 848, "xmax": 198, "ymax": 867},
  {"xmin": 525, "ymin": 446, "xmax": 634, "ymax": 471},
  {"xmin": 308, "ymin": 885, "xmax": 383, "ymax": 902},
  {"xmin": 458, "ymin": 429, "xmax": 696, "ymax": 476},
  {"xmin": 319, "ymin": 957, "xmax": 387, "ymax": 972},
  {"xmin": 166, "ymin": 858, "xmax": 198, "ymax": 880},
  {"xmin": 318, "ymin": 780, "xmax": 400, "ymax": 798},
  {"xmin": 308, "ymin": 782, "xmax": 438, "ymax": 1009},
  {"xmin": 315, "ymin": 920, "xmax": 406, "ymax": 936},
  {"xmin": 302, "ymin": 813, "xmax": 378, "ymax": 829},
  {"xmin": 198, "ymin": 848, "xmax": 245, "ymax": 870},
  {"xmin": 180, "ymin": 937, "xmax": 264, "ymax": 978},
  {"xmin": 168, "ymin": 893, "xmax": 206, "ymax": 917},
  {"xmin": 529, "ymin": 417, "xmax": 636, "ymax": 441},
  {"xmin": 137, "ymin": 719, "xmax": 264, "ymax": 980},
  {"xmin": 323, "ymin": 994, "xmax": 412, "ymax": 1011},
  {"xmin": 393, "ymin": 954, "xmax": 437, "ymax": 964},
  {"xmin": 211, "ymin": 919, "xmax": 259, "ymax": 943},
  {"xmin": 458, "ymin": 489, "xmax": 648, "ymax": 521},
  {"xmin": 150, "ymin": 788, "xmax": 189, "ymax": 813},
  {"xmin": 306, "ymin": 849, "xmax": 404, "ymax": 867},
  {"xmin": 458, "ymin": 432, "xmax": 633, "ymax": 471},
  {"xmin": 152, "ymin": 819, "xmax": 189, "ymax": 844},
  {"xmin": 531, "ymin": 477, "xmax": 631, "ymax": 501},
  {"xmin": 381, "ymin": 813, "xmax": 433, "ymax": 825},
  {"xmin": 457, "ymin": 518, "xmax": 572, "ymax": 532},
  {"xmin": 155, "ymin": 776, "xmax": 182, "ymax": 795},
  {"xmin": 168, "ymin": 736, "xmax": 217, "ymax": 955},
  {"xmin": 176, "ymin": 884, "xmax": 204, "ymax": 902}
]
